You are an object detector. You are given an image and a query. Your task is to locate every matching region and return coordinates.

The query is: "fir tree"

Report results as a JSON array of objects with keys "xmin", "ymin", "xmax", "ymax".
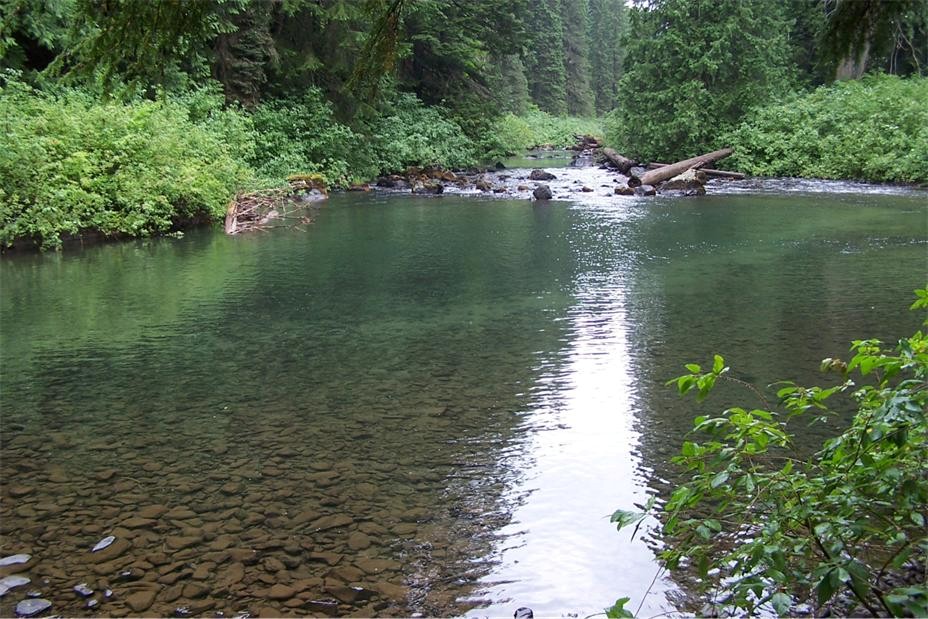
[
  {"xmin": 523, "ymin": 0, "xmax": 568, "ymax": 115},
  {"xmin": 562, "ymin": 0, "xmax": 595, "ymax": 116}
]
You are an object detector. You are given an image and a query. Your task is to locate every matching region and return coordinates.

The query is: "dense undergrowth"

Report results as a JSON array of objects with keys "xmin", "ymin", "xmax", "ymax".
[
  {"xmin": 723, "ymin": 75, "xmax": 928, "ymax": 184},
  {"xmin": 0, "ymin": 72, "xmax": 598, "ymax": 249}
]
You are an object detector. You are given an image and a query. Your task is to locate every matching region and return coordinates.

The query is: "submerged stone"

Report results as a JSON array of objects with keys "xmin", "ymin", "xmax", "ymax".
[
  {"xmin": 73, "ymin": 583, "xmax": 94, "ymax": 597},
  {"xmin": 0, "ymin": 555, "xmax": 31, "ymax": 566},
  {"xmin": 0, "ymin": 575, "xmax": 31, "ymax": 593},
  {"xmin": 91, "ymin": 536, "xmax": 115, "ymax": 552},
  {"xmin": 15, "ymin": 598, "xmax": 51, "ymax": 617}
]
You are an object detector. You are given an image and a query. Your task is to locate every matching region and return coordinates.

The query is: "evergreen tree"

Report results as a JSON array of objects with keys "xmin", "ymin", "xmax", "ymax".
[
  {"xmin": 562, "ymin": 0, "xmax": 595, "ymax": 116},
  {"xmin": 488, "ymin": 54, "xmax": 531, "ymax": 114},
  {"xmin": 213, "ymin": 1, "xmax": 276, "ymax": 107},
  {"xmin": 523, "ymin": 0, "xmax": 568, "ymax": 115},
  {"xmin": 607, "ymin": 0, "xmax": 796, "ymax": 161},
  {"xmin": 587, "ymin": 0, "xmax": 625, "ymax": 115}
]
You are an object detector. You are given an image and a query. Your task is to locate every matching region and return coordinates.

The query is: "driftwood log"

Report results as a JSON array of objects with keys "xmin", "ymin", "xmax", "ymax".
[
  {"xmin": 628, "ymin": 148, "xmax": 733, "ymax": 187},
  {"xmin": 602, "ymin": 148, "xmax": 637, "ymax": 174},
  {"xmin": 647, "ymin": 161, "xmax": 745, "ymax": 180}
]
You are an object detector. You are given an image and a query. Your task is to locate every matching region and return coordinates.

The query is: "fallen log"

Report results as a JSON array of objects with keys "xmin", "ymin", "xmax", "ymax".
[
  {"xmin": 646, "ymin": 161, "xmax": 745, "ymax": 180},
  {"xmin": 601, "ymin": 148, "xmax": 637, "ymax": 174},
  {"xmin": 628, "ymin": 147, "xmax": 733, "ymax": 187}
]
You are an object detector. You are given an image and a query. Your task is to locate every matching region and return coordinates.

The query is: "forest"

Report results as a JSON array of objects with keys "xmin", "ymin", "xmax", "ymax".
[{"xmin": 1, "ymin": 0, "xmax": 926, "ymax": 248}]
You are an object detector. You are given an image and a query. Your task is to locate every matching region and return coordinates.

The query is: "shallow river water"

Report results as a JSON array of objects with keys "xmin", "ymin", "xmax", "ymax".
[{"xmin": 1, "ymin": 163, "xmax": 926, "ymax": 618}]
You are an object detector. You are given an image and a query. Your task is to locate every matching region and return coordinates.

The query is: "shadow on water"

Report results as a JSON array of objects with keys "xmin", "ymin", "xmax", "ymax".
[{"xmin": 1, "ymin": 183, "xmax": 925, "ymax": 617}]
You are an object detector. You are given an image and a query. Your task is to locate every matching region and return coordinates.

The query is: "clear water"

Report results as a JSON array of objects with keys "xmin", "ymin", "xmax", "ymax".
[{"xmin": 1, "ymin": 185, "xmax": 926, "ymax": 618}]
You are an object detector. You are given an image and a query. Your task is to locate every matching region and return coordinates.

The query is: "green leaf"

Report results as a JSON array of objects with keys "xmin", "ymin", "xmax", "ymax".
[
  {"xmin": 710, "ymin": 470, "xmax": 730, "ymax": 488},
  {"xmin": 713, "ymin": 354, "xmax": 725, "ymax": 373},
  {"xmin": 605, "ymin": 597, "xmax": 634, "ymax": 618},
  {"xmin": 685, "ymin": 363, "xmax": 701, "ymax": 373},
  {"xmin": 770, "ymin": 592, "xmax": 792, "ymax": 616}
]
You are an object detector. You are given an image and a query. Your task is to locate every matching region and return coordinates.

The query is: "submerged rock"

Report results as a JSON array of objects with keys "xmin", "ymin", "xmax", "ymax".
[
  {"xmin": 0, "ymin": 555, "xmax": 31, "ymax": 567},
  {"xmin": 91, "ymin": 536, "xmax": 115, "ymax": 553},
  {"xmin": 0, "ymin": 575, "xmax": 30, "ymax": 597},
  {"xmin": 15, "ymin": 598, "xmax": 52, "ymax": 617},
  {"xmin": 73, "ymin": 583, "xmax": 93, "ymax": 597}
]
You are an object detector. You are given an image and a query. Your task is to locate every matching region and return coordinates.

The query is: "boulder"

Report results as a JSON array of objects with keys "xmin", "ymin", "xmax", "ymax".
[
  {"xmin": 659, "ymin": 168, "xmax": 707, "ymax": 196},
  {"xmin": 532, "ymin": 185, "xmax": 553, "ymax": 200},
  {"xmin": 529, "ymin": 169, "xmax": 556, "ymax": 181}
]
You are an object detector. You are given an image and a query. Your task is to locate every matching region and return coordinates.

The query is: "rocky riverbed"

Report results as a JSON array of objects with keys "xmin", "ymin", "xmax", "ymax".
[{"xmin": 0, "ymin": 400, "xmax": 514, "ymax": 618}]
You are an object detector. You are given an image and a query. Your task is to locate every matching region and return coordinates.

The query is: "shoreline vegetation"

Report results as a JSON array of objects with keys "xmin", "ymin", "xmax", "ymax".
[{"xmin": 2, "ymin": 74, "xmax": 926, "ymax": 251}]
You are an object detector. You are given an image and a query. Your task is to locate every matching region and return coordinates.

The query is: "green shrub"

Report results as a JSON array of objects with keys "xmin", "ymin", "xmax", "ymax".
[
  {"xmin": 483, "ymin": 107, "xmax": 603, "ymax": 159},
  {"xmin": 723, "ymin": 75, "xmax": 928, "ymax": 184},
  {"xmin": 613, "ymin": 288, "xmax": 928, "ymax": 617},
  {"xmin": 248, "ymin": 89, "xmax": 359, "ymax": 187},
  {"xmin": 0, "ymin": 76, "xmax": 255, "ymax": 249},
  {"xmin": 362, "ymin": 92, "xmax": 477, "ymax": 175}
]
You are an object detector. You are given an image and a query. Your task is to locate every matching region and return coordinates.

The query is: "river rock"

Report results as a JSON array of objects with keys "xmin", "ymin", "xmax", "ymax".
[
  {"xmin": 347, "ymin": 532, "xmax": 371, "ymax": 551},
  {"xmin": 532, "ymin": 185, "xmax": 553, "ymax": 200},
  {"xmin": 95, "ymin": 468, "xmax": 118, "ymax": 481},
  {"xmin": 614, "ymin": 185, "xmax": 634, "ymax": 195},
  {"xmin": 9, "ymin": 484, "xmax": 35, "ymax": 498},
  {"xmin": 412, "ymin": 180, "xmax": 444, "ymax": 195},
  {"xmin": 161, "ymin": 583, "xmax": 184, "ymax": 603},
  {"xmin": 165, "ymin": 507, "xmax": 198, "ymax": 520},
  {"xmin": 529, "ymin": 169, "xmax": 556, "ymax": 181},
  {"xmin": 122, "ymin": 517, "xmax": 157, "ymax": 529},
  {"xmin": 634, "ymin": 184, "xmax": 656, "ymax": 196},
  {"xmin": 138, "ymin": 505, "xmax": 169, "ymax": 519},
  {"xmin": 73, "ymin": 583, "xmax": 94, "ymax": 597},
  {"xmin": 215, "ymin": 562, "xmax": 245, "ymax": 589},
  {"xmin": 308, "ymin": 514, "xmax": 353, "ymax": 532},
  {"xmin": 659, "ymin": 168, "xmax": 707, "ymax": 196},
  {"xmin": 372, "ymin": 581, "xmax": 408, "ymax": 600},
  {"xmin": 268, "ymin": 583, "xmax": 295, "ymax": 600},
  {"xmin": 126, "ymin": 589, "xmax": 158, "ymax": 612},
  {"xmin": 89, "ymin": 537, "xmax": 130, "ymax": 563},
  {"xmin": 0, "ymin": 555, "xmax": 31, "ymax": 567},
  {"xmin": 475, "ymin": 178, "xmax": 492, "ymax": 191},
  {"xmin": 327, "ymin": 585, "xmax": 373, "ymax": 604},
  {"xmin": 182, "ymin": 582, "xmax": 208, "ymax": 598},
  {"xmin": 166, "ymin": 535, "xmax": 202, "ymax": 551},
  {"xmin": 0, "ymin": 575, "xmax": 30, "ymax": 597},
  {"xmin": 356, "ymin": 558, "xmax": 401, "ymax": 575},
  {"xmin": 15, "ymin": 598, "xmax": 51, "ymax": 617},
  {"xmin": 264, "ymin": 557, "xmax": 286, "ymax": 573},
  {"xmin": 305, "ymin": 599, "xmax": 340, "ymax": 616},
  {"xmin": 91, "ymin": 536, "xmax": 115, "ymax": 552}
]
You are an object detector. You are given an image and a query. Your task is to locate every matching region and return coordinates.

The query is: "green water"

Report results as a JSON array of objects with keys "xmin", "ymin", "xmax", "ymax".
[{"xmin": 1, "ymin": 187, "xmax": 925, "ymax": 617}]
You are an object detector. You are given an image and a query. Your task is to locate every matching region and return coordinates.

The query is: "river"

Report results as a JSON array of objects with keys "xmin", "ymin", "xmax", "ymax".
[{"xmin": 1, "ymin": 159, "xmax": 925, "ymax": 618}]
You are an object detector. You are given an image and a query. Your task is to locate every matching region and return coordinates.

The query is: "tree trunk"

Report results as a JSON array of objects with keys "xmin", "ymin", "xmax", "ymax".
[
  {"xmin": 628, "ymin": 148, "xmax": 733, "ymax": 187},
  {"xmin": 646, "ymin": 162, "xmax": 745, "ymax": 179},
  {"xmin": 601, "ymin": 147, "xmax": 637, "ymax": 174}
]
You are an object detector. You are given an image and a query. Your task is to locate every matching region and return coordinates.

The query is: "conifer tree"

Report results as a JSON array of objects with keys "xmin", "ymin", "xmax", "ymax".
[
  {"xmin": 523, "ymin": 0, "xmax": 568, "ymax": 115},
  {"xmin": 562, "ymin": 0, "xmax": 595, "ymax": 116},
  {"xmin": 587, "ymin": 0, "xmax": 625, "ymax": 114}
]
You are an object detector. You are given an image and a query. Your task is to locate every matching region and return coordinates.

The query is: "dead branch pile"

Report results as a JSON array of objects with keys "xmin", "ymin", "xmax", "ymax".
[{"xmin": 224, "ymin": 187, "xmax": 318, "ymax": 235}]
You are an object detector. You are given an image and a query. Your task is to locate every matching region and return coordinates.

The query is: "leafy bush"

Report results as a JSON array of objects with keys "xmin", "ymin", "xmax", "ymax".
[
  {"xmin": 362, "ymin": 92, "xmax": 477, "ymax": 175},
  {"xmin": 723, "ymin": 75, "xmax": 928, "ymax": 184},
  {"xmin": 614, "ymin": 289, "xmax": 928, "ymax": 616},
  {"xmin": 483, "ymin": 107, "xmax": 603, "ymax": 159},
  {"xmin": 0, "ymin": 75, "xmax": 255, "ymax": 249},
  {"xmin": 248, "ymin": 89, "xmax": 360, "ymax": 187}
]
